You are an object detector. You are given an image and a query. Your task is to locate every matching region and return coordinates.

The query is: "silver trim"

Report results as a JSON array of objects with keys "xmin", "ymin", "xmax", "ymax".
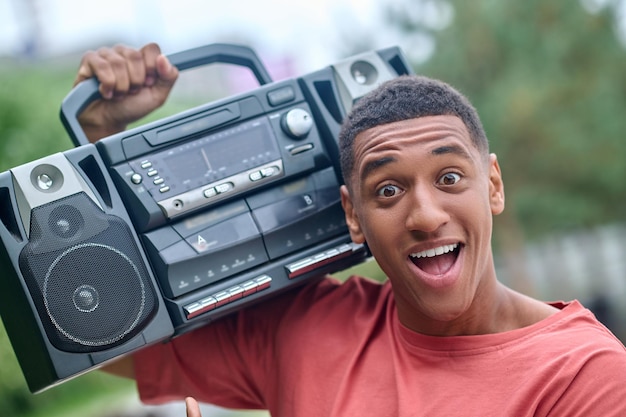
[{"xmin": 157, "ymin": 160, "xmax": 284, "ymax": 219}]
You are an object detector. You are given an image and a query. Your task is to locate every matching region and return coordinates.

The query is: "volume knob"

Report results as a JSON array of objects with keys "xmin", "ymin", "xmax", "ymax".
[{"xmin": 281, "ymin": 108, "xmax": 313, "ymax": 139}]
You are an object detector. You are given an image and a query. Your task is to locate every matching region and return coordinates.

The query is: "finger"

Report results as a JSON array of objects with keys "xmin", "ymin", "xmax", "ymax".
[
  {"xmin": 185, "ymin": 397, "xmax": 202, "ymax": 417},
  {"xmin": 148, "ymin": 53, "xmax": 178, "ymax": 107},
  {"xmin": 93, "ymin": 46, "xmax": 133, "ymax": 99},
  {"xmin": 140, "ymin": 42, "xmax": 164, "ymax": 87},
  {"xmin": 73, "ymin": 49, "xmax": 119, "ymax": 99},
  {"xmin": 155, "ymin": 53, "xmax": 179, "ymax": 86},
  {"xmin": 113, "ymin": 44, "xmax": 146, "ymax": 94},
  {"xmin": 73, "ymin": 50, "xmax": 98, "ymax": 86}
]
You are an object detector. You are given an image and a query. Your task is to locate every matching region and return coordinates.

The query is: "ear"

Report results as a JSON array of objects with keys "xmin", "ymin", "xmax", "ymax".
[
  {"xmin": 340, "ymin": 185, "xmax": 366, "ymax": 244},
  {"xmin": 488, "ymin": 154, "xmax": 505, "ymax": 215}
]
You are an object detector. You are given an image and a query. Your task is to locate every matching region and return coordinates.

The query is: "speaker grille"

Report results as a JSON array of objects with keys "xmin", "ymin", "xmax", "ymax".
[
  {"xmin": 19, "ymin": 193, "xmax": 157, "ymax": 353},
  {"xmin": 43, "ymin": 243, "xmax": 146, "ymax": 347}
]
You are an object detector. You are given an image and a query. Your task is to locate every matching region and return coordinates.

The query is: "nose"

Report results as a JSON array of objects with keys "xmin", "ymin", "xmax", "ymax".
[{"xmin": 404, "ymin": 187, "xmax": 450, "ymax": 234}]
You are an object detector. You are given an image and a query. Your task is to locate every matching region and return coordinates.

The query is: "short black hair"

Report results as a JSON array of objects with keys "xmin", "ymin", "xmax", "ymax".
[{"xmin": 338, "ymin": 75, "xmax": 489, "ymax": 188}]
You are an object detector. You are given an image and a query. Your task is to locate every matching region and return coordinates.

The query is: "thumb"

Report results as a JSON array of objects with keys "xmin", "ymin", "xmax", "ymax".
[
  {"xmin": 185, "ymin": 397, "xmax": 202, "ymax": 417},
  {"xmin": 155, "ymin": 54, "xmax": 179, "ymax": 87}
]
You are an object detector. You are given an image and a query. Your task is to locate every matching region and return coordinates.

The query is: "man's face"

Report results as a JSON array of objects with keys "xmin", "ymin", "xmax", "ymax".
[{"xmin": 340, "ymin": 115, "xmax": 505, "ymax": 335}]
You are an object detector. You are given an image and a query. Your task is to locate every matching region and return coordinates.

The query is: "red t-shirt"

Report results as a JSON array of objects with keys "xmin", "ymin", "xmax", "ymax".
[{"xmin": 135, "ymin": 276, "xmax": 626, "ymax": 416}]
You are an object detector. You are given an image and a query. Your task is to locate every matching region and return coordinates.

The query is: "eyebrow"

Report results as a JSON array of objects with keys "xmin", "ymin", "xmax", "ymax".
[
  {"xmin": 359, "ymin": 144, "xmax": 473, "ymax": 182},
  {"xmin": 360, "ymin": 156, "xmax": 396, "ymax": 182},
  {"xmin": 431, "ymin": 144, "xmax": 472, "ymax": 159}
]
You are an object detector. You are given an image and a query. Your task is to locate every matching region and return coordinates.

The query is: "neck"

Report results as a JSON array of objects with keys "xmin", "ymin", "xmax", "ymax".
[{"xmin": 397, "ymin": 281, "xmax": 559, "ymax": 337}]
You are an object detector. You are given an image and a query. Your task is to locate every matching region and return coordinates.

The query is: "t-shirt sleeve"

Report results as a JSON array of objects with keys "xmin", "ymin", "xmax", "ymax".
[
  {"xmin": 544, "ymin": 324, "xmax": 626, "ymax": 416},
  {"xmin": 132, "ymin": 276, "xmax": 366, "ymax": 409},
  {"xmin": 133, "ymin": 277, "xmax": 310, "ymax": 409},
  {"xmin": 133, "ymin": 311, "xmax": 269, "ymax": 409}
]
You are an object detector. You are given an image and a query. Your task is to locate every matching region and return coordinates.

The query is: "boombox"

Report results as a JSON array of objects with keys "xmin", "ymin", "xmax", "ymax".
[{"xmin": 0, "ymin": 43, "xmax": 413, "ymax": 392}]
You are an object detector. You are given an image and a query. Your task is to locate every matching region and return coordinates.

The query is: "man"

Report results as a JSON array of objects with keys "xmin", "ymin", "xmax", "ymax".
[{"xmin": 74, "ymin": 43, "xmax": 626, "ymax": 416}]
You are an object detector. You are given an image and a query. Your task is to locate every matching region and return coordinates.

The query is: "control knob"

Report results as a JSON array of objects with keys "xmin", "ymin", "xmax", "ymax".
[{"xmin": 281, "ymin": 108, "xmax": 313, "ymax": 139}]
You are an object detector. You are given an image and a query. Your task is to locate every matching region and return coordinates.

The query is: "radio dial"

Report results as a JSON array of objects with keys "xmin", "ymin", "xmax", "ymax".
[{"xmin": 281, "ymin": 108, "xmax": 313, "ymax": 139}]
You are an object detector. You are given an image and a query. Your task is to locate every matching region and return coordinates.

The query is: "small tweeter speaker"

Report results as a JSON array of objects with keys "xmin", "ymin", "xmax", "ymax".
[
  {"xmin": 0, "ymin": 145, "xmax": 173, "ymax": 393},
  {"xmin": 298, "ymin": 46, "xmax": 414, "ymax": 182},
  {"xmin": 330, "ymin": 50, "xmax": 400, "ymax": 114}
]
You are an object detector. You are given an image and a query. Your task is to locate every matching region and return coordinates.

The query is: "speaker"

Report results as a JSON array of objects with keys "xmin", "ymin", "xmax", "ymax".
[
  {"xmin": 0, "ymin": 145, "xmax": 173, "ymax": 393},
  {"xmin": 298, "ymin": 46, "xmax": 413, "ymax": 180}
]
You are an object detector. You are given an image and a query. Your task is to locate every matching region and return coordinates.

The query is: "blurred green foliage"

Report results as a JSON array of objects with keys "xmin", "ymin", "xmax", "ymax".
[
  {"xmin": 0, "ymin": 62, "xmax": 75, "ymax": 171},
  {"xmin": 392, "ymin": 0, "xmax": 626, "ymax": 246}
]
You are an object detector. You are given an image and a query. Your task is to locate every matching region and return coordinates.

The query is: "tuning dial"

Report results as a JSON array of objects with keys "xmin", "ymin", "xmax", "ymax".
[{"xmin": 281, "ymin": 108, "xmax": 313, "ymax": 139}]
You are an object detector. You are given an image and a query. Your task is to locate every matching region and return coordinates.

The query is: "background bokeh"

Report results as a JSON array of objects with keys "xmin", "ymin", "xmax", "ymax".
[{"xmin": 1, "ymin": 0, "xmax": 625, "ymax": 416}]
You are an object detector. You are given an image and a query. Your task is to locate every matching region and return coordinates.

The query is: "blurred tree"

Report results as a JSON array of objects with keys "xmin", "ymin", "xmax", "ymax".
[
  {"xmin": 387, "ymin": 0, "xmax": 626, "ymax": 247},
  {"xmin": 0, "ymin": 63, "xmax": 73, "ymax": 171}
]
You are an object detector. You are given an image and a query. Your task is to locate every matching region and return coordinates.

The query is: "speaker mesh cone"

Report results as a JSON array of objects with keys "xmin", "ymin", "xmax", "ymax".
[
  {"xmin": 43, "ymin": 243, "xmax": 145, "ymax": 347},
  {"xmin": 19, "ymin": 193, "xmax": 157, "ymax": 353}
]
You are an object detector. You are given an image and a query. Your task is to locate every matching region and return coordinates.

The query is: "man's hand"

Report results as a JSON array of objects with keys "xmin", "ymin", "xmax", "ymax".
[
  {"xmin": 185, "ymin": 397, "xmax": 202, "ymax": 417},
  {"xmin": 73, "ymin": 42, "xmax": 179, "ymax": 142}
]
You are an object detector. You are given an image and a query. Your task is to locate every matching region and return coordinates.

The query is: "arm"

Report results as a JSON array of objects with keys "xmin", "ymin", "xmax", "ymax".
[
  {"xmin": 100, "ymin": 355, "xmax": 135, "ymax": 379},
  {"xmin": 73, "ymin": 42, "xmax": 179, "ymax": 142},
  {"xmin": 100, "ymin": 357, "xmax": 204, "ymax": 417}
]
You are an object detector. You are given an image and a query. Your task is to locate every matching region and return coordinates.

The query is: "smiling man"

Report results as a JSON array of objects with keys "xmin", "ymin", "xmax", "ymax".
[
  {"xmin": 72, "ymin": 45, "xmax": 626, "ymax": 417},
  {"xmin": 338, "ymin": 76, "xmax": 559, "ymax": 337}
]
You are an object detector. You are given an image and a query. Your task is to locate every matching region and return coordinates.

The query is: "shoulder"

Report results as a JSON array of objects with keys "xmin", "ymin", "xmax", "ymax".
[
  {"xmin": 548, "ymin": 300, "xmax": 624, "ymax": 347},
  {"xmin": 540, "ymin": 300, "xmax": 626, "ymax": 383},
  {"xmin": 543, "ymin": 302, "xmax": 626, "ymax": 415}
]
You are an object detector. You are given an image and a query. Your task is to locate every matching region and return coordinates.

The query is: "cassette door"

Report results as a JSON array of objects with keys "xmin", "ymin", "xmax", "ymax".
[{"xmin": 0, "ymin": 145, "xmax": 173, "ymax": 393}]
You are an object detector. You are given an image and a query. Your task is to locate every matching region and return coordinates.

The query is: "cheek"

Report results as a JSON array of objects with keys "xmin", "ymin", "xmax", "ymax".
[{"xmin": 358, "ymin": 207, "xmax": 405, "ymax": 245}]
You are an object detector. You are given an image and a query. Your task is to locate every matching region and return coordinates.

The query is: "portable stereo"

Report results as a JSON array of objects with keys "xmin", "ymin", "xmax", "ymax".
[{"xmin": 0, "ymin": 43, "xmax": 413, "ymax": 392}]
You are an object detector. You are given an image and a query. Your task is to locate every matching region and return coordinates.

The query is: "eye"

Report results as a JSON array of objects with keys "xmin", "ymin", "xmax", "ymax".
[
  {"xmin": 377, "ymin": 184, "xmax": 402, "ymax": 198},
  {"xmin": 438, "ymin": 172, "xmax": 461, "ymax": 186}
]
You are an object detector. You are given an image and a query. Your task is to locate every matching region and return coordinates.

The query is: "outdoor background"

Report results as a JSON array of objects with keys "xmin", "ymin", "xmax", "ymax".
[{"xmin": 1, "ymin": 0, "xmax": 626, "ymax": 416}]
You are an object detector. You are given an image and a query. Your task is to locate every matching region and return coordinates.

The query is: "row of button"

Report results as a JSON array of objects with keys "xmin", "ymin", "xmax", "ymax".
[
  {"xmin": 130, "ymin": 160, "xmax": 171, "ymax": 193},
  {"xmin": 183, "ymin": 275, "xmax": 272, "ymax": 319},
  {"xmin": 200, "ymin": 165, "xmax": 280, "ymax": 200},
  {"xmin": 249, "ymin": 165, "xmax": 280, "ymax": 182},
  {"xmin": 203, "ymin": 182, "xmax": 234, "ymax": 198},
  {"xmin": 285, "ymin": 242, "xmax": 364, "ymax": 279}
]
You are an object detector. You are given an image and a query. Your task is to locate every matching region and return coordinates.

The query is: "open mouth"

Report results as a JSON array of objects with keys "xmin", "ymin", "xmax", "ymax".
[{"xmin": 409, "ymin": 243, "xmax": 460, "ymax": 276}]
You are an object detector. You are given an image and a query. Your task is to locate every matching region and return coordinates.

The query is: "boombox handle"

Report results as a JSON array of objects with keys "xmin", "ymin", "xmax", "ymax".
[{"xmin": 60, "ymin": 43, "xmax": 273, "ymax": 147}]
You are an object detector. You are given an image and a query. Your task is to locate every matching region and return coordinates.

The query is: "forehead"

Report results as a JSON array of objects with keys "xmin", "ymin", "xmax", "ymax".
[{"xmin": 351, "ymin": 115, "xmax": 476, "ymax": 172}]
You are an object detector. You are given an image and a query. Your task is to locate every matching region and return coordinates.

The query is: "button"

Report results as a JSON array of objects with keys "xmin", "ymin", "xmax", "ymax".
[
  {"xmin": 241, "ymin": 280, "xmax": 258, "ymax": 296},
  {"xmin": 249, "ymin": 171, "xmax": 263, "ymax": 181},
  {"xmin": 184, "ymin": 296, "xmax": 218, "ymax": 319},
  {"xmin": 183, "ymin": 302, "xmax": 203, "ymax": 316},
  {"xmin": 227, "ymin": 285, "xmax": 245, "ymax": 301},
  {"xmin": 290, "ymin": 143, "xmax": 314, "ymax": 156},
  {"xmin": 254, "ymin": 275, "xmax": 272, "ymax": 290},
  {"xmin": 130, "ymin": 173, "xmax": 142, "ymax": 184},
  {"xmin": 140, "ymin": 161, "xmax": 152, "ymax": 169},
  {"xmin": 267, "ymin": 86, "xmax": 296, "ymax": 106},
  {"xmin": 281, "ymin": 108, "xmax": 313, "ymax": 139},
  {"xmin": 153, "ymin": 177, "xmax": 165, "ymax": 185},
  {"xmin": 199, "ymin": 296, "xmax": 218, "ymax": 310},
  {"xmin": 159, "ymin": 186, "xmax": 170, "ymax": 193},
  {"xmin": 204, "ymin": 187, "xmax": 217, "ymax": 198},
  {"xmin": 261, "ymin": 166, "xmax": 279, "ymax": 177},
  {"xmin": 215, "ymin": 182, "xmax": 233, "ymax": 193},
  {"xmin": 213, "ymin": 291, "xmax": 231, "ymax": 307},
  {"xmin": 147, "ymin": 169, "xmax": 158, "ymax": 177}
]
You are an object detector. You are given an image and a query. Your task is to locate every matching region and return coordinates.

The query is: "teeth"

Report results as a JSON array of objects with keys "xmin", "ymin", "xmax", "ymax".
[{"xmin": 410, "ymin": 243, "xmax": 458, "ymax": 259}]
